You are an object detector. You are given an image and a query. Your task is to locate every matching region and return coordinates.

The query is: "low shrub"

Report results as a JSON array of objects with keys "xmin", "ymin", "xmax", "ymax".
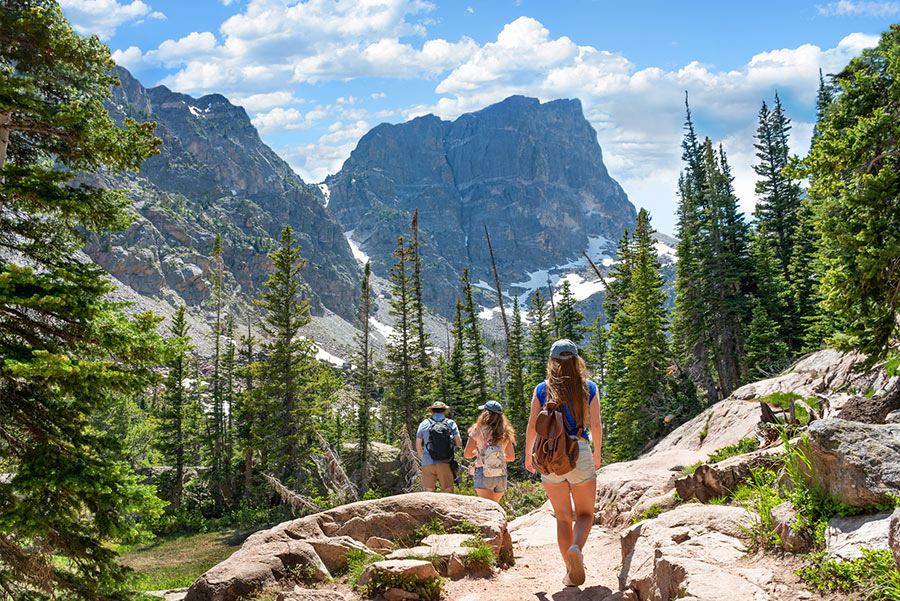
[
  {"xmin": 500, "ymin": 480, "xmax": 547, "ymax": 519},
  {"xmin": 797, "ymin": 549, "xmax": 900, "ymax": 600},
  {"xmin": 737, "ymin": 467, "xmax": 784, "ymax": 551},
  {"xmin": 360, "ymin": 570, "xmax": 444, "ymax": 600},
  {"xmin": 461, "ymin": 535, "xmax": 496, "ymax": 571},
  {"xmin": 339, "ymin": 549, "xmax": 383, "ymax": 585}
]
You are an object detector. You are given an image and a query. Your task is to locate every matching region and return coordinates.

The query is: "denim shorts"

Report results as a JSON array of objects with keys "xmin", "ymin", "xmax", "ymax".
[
  {"xmin": 473, "ymin": 467, "xmax": 507, "ymax": 493},
  {"xmin": 540, "ymin": 438, "xmax": 596, "ymax": 486}
]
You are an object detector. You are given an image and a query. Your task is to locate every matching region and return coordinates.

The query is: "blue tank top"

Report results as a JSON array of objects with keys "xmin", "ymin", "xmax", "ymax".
[{"xmin": 535, "ymin": 380, "xmax": 597, "ymax": 441}]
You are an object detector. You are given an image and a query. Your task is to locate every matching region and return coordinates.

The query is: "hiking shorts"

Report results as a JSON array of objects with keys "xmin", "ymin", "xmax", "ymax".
[
  {"xmin": 540, "ymin": 438, "xmax": 596, "ymax": 486},
  {"xmin": 473, "ymin": 467, "xmax": 507, "ymax": 493},
  {"xmin": 422, "ymin": 462, "xmax": 454, "ymax": 492}
]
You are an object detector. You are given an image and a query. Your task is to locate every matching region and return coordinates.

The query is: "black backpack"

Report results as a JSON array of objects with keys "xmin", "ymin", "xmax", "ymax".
[{"xmin": 425, "ymin": 418, "xmax": 454, "ymax": 461}]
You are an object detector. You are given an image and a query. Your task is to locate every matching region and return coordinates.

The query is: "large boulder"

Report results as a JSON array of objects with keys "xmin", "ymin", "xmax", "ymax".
[
  {"xmin": 618, "ymin": 504, "xmax": 771, "ymax": 601},
  {"xmin": 804, "ymin": 419, "xmax": 900, "ymax": 507},
  {"xmin": 825, "ymin": 511, "xmax": 894, "ymax": 560},
  {"xmin": 595, "ymin": 450, "xmax": 706, "ymax": 527},
  {"xmin": 184, "ymin": 493, "xmax": 509, "ymax": 601},
  {"xmin": 644, "ymin": 400, "xmax": 761, "ymax": 457},
  {"xmin": 342, "ymin": 441, "xmax": 404, "ymax": 495},
  {"xmin": 771, "ymin": 501, "xmax": 811, "ymax": 553}
]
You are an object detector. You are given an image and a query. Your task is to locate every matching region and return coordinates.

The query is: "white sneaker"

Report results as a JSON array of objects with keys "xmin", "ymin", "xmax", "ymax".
[
  {"xmin": 563, "ymin": 573, "xmax": 577, "ymax": 587},
  {"xmin": 566, "ymin": 544, "xmax": 585, "ymax": 586}
]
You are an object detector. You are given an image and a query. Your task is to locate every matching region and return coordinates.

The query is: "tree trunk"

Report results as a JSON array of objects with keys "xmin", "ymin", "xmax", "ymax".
[{"xmin": 0, "ymin": 111, "xmax": 11, "ymax": 171}]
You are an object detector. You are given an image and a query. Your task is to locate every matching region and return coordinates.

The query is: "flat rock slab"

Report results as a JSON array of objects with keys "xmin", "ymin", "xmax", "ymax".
[
  {"xmin": 279, "ymin": 590, "xmax": 347, "ymax": 601},
  {"xmin": 508, "ymin": 503, "xmax": 558, "ymax": 549},
  {"xmin": 358, "ymin": 559, "xmax": 439, "ymax": 588},
  {"xmin": 826, "ymin": 511, "xmax": 894, "ymax": 560},
  {"xmin": 146, "ymin": 588, "xmax": 188, "ymax": 601},
  {"xmin": 618, "ymin": 504, "xmax": 769, "ymax": 601},
  {"xmin": 890, "ymin": 508, "xmax": 900, "ymax": 569}
]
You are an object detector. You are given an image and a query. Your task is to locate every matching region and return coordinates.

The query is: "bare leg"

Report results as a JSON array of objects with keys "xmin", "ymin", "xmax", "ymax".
[
  {"xmin": 570, "ymin": 479, "xmax": 597, "ymax": 549},
  {"xmin": 475, "ymin": 489, "xmax": 505, "ymax": 503},
  {"xmin": 543, "ymin": 480, "xmax": 575, "ymax": 568}
]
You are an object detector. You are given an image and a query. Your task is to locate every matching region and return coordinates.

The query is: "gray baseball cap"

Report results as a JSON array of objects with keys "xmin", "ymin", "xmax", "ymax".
[
  {"xmin": 549, "ymin": 338, "xmax": 578, "ymax": 359},
  {"xmin": 478, "ymin": 400, "xmax": 504, "ymax": 413}
]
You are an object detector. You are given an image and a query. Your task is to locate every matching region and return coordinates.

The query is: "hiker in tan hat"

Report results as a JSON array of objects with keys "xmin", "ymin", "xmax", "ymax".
[{"xmin": 415, "ymin": 401, "xmax": 462, "ymax": 493}]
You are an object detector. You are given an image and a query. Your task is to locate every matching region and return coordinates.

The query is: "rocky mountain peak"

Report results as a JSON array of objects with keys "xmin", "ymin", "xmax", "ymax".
[{"xmin": 325, "ymin": 95, "xmax": 635, "ymax": 316}]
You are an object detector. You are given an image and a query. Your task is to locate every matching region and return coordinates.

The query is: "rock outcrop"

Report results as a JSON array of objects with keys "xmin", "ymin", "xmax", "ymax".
[
  {"xmin": 890, "ymin": 508, "xmax": 900, "ymax": 569},
  {"xmin": 89, "ymin": 67, "xmax": 359, "ymax": 319},
  {"xmin": 184, "ymin": 493, "xmax": 509, "ymax": 601},
  {"xmin": 618, "ymin": 504, "xmax": 771, "ymax": 601},
  {"xmin": 804, "ymin": 419, "xmax": 900, "ymax": 506},
  {"xmin": 645, "ymin": 400, "xmax": 761, "ymax": 457},
  {"xmin": 325, "ymin": 95, "xmax": 635, "ymax": 315},
  {"xmin": 825, "ymin": 511, "xmax": 895, "ymax": 560}
]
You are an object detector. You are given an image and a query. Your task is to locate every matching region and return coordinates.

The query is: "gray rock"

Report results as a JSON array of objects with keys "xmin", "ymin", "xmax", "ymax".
[
  {"xmin": 805, "ymin": 419, "xmax": 900, "ymax": 506},
  {"xmin": 886, "ymin": 410, "xmax": 900, "ymax": 424},
  {"xmin": 826, "ymin": 511, "xmax": 894, "ymax": 560},
  {"xmin": 888, "ymin": 508, "xmax": 900, "ymax": 569},
  {"xmin": 358, "ymin": 559, "xmax": 439, "ymax": 588},
  {"xmin": 771, "ymin": 501, "xmax": 811, "ymax": 553}
]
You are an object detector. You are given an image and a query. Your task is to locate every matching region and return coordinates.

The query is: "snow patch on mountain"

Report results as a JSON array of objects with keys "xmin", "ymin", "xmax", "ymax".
[
  {"xmin": 343, "ymin": 230, "xmax": 369, "ymax": 265},
  {"xmin": 318, "ymin": 183, "xmax": 331, "ymax": 208}
]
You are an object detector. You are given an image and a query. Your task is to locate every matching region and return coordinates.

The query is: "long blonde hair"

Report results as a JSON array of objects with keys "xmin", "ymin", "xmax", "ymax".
[
  {"xmin": 545, "ymin": 354, "xmax": 591, "ymax": 429},
  {"xmin": 468, "ymin": 410, "xmax": 515, "ymax": 446}
]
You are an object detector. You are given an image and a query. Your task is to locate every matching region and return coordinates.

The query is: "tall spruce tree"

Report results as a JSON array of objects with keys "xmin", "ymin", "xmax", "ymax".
[
  {"xmin": 525, "ymin": 289, "xmax": 553, "ymax": 391},
  {"xmin": 235, "ymin": 318, "xmax": 256, "ymax": 500},
  {"xmin": 353, "ymin": 261, "xmax": 374, "ymax": 490},
  {"xmin": 254, "ymin": 226, "xmax": 318, "ymax": 486},
  {"xmin": 672, "ymin": 100, "xmax": 718, "ymax": 402},
  {"xmin": 505, "ymin": 296, "xmax": 527, "ymax": 447},
  {"xmin": 384, "ymin": 236, "xmax": 423, "ymax": 437},
  {"xmin": 446, "ymin": 300, "xmax": 468, "ymax": 414},
  {"xmin": 208, "ymin": 233, "xmax": 227, "ymax": 496},
  {"xmin": 460, "ymin": 268, "xmax": 489, "ymax": 420},
  {"xmin": 0, "ymin": 3, "xmax": 167, "ymax": 598},
  {"xmin": 154, "ymin": 306, "xmax": 193, "ymax": 509},
  {"xmin": 555, "ymin": 279, "xmax": 585, "ymax": 343},
  {"xmin": 804, "ymin": 25, "xmax": 900, "ymax": 363},
  {"xmin": 608, "ymin": 210, "xmax": 670, "ymax": 461},
  {"xmin": 410, "ymin": 210, "xmax": 429, "ymax": 369}
]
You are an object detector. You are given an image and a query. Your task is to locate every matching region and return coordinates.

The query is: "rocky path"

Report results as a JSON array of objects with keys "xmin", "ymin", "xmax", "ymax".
[{"xmin": 444, "ymin": 508, "xmax": 621, "ymax": 601}]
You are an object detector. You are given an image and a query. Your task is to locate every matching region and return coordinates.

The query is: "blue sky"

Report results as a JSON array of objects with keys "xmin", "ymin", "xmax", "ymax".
[{"xmin": 60, "ymin": 0, "xmax": 898, "ymax": 234}]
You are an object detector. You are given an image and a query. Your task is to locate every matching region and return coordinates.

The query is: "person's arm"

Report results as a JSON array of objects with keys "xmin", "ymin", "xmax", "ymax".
[
  {"xmin": 524, "ymin": 393, "xmax": 541, "ymax": 473},
  {"xmin": 504, "ymin": 439, "xmax": 515, "ymax": 462},
  {"xmin": 416, "ymin": 437, "xmax": 424, "ymax": 462},
  {"xmin": 452, "ymin": 422, "xmax": 463, "ymax": 449},
  {"xmin": 589, "ymin": 389, "xmax": 602, "ymax": 469},
  {"xmin": 463, "ymin": 434, "xmax": 477, "ymax": 459}
]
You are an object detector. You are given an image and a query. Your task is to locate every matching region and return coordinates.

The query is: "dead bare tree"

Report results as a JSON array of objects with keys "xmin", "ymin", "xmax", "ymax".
[{"xmin": 263, "ymin": 473, "xmax": 322, "ymax": 515}]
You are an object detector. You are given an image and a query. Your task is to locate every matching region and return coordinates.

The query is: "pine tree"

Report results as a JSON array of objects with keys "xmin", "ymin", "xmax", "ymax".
[
  {"xmin": 235, "ymin": 318, "xmax": 257, "ymax": 500},
  {"xmin": 460, "ymin": 268, "xmax": 489, "ymax": 420},
  {"xmin": 743, "ymin": 301, "xmax": 790, "ymax": 380},
  {"xmin": 353, "ymin": 261, "xmax": 374, "ymax": 491},
  {"xmin": 584, "ymin": 315, "xmax": 609, "ymax": 392},
  {"xmin": 222, "ymin": 314, "xmax": 236, "ymax": 488},
  {"xmin": 672, "ymin": 100, "xmax": 718, "ymax": 402},
  {"xmin": 410, "ymin": 209, "xmax": 429, "ymax": 369},
  {"xmin": 505, "ymin": 296, "xmax": 528, "ymax": 446},
  {"xmin": 383, "ymin": 236, "xmax": 423, "ymax": 438},
  {"xmin": 445, "ymin": 300, "xmax": 468, "ymax": 414},
  {"xmin": 812, "ymin": 68, "xmax": 837, "ymax": 144},
  {"xmin": 788, "ymin": 201, "xmax": 828, "ymax": 351},
  {"xmin": 747, "ymin": 229, "xmax": 791, "ymax": 373},
  {"xmin": 254, "ymin": 226, "xmax": 318, "ymax": 486},
  {"xmin": 208, "ymin": 233, "xmax": 227, "ymax": 497},
  {"xmin": 555, "ymin": 279, "xmax": 585, "ymax": 343},
  {"xmin": 0, "ymin": 3, "xmax": 166, "ymax": 598},
  {"xmin": 525, "ymin": 289, "xmax": 553, "ymax": 391},
  {"xmin": 804, "ymin": 25, "xmax": 900, "ymax": 362},
  {"xmin": 155, "ymin": 306, "xmax": 193, "ymax": 509},
  {"xmin": 608, "ymin": 210, "xmax": 670, "ymax": 461}
]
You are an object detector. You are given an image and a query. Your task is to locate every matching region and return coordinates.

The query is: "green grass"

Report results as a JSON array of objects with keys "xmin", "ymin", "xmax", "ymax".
[
  {"xmin": 631, "ymin": 503, "xmax": 666, "ymax": 524},
  {"xmin": 698, "ymin": 413, "xmax": 712, "ymax": 442},
  {"xmin": 361, "ymin": 570, "xmax": 444, "ymax": 600},
  {"xmin": 461, "ymin": 535, "xmax": 496, "ymax": 571},
  {"xmin": 337, "ymin": 549, "xmax": 383, "ymax": 585},
  {"xmin": 759, "ymin": 392, "xmax": 820, "ymax": 425},
  {"xmin": 120, "ymin": 529, "xmax": 252, "ymax": 591},
  {"xmin": 797, "ymin": 549, "xmax": 900, "ymax": 600},
  {"xmin": 500, "ymin": 480, "xmax": 548, "ymax": 519},
  {"xmin": 707, "ymin": 438, "xmax": 759, "ymax": 463},
  {"xmin": 682, "ymin": 461, "xmax": 702, "ymax": 476}
]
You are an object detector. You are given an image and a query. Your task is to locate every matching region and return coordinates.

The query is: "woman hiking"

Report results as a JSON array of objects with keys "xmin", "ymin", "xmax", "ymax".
[
  {"xmin": 463, "ymin": 400, "xmax": 515, "ymax": 503},
  {"xmin": 525, "ymin": 339, "xmax": 602, "ymax": 587}
]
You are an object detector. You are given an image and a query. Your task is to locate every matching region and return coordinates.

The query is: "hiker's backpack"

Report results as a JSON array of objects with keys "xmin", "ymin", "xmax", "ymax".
[
  {"xmin": 426, "ymin": 418, "xmax": 454, "ymax": 461},
  {"xmin": 481, "ymin": 444, "xmax": 506, "ymax": 477},
  {"xmin": 531, "ymin": 394, "xmax": 580, "ymax": 476}
]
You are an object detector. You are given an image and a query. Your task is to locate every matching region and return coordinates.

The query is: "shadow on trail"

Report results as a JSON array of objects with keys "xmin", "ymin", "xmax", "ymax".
[{"xmin": 537, "ymin": 585, "xmax": 613, "ymax": 600}]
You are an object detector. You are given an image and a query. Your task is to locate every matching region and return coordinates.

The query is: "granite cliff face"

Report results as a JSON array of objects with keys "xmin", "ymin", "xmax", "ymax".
[
  {"xmin": 85, "ymin": 67, "xmax": 358, "ymax": 319},
  {"xmin": 325, "ymin": 95, "xmax": 635, "ymax": 315}
]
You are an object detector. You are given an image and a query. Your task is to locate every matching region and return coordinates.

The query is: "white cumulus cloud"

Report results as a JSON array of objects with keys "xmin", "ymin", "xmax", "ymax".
[{"xmin": 60, "ymin": 0, "xmax": 165, "ymax": 40}]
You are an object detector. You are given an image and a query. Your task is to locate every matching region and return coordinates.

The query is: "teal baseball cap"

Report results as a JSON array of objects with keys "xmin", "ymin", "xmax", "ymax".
[{"xmin": 478, "ymin": 400, "xmax": 503, "ymax": 413}]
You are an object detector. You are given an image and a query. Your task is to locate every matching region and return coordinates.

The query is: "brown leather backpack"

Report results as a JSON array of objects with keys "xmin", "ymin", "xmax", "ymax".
[{"xmin": 532, "ymin": 404, "xmax": 580, "ymax": 476}]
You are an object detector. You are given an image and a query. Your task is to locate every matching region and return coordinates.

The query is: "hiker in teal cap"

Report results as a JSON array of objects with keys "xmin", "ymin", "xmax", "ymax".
[
  {"xmin": 525, "ymin": 339, "xmax": 602, "ymax": 588},
  {"xmin": 463, "ymin": 400, "xmax": 515, "ymax": 502}
]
